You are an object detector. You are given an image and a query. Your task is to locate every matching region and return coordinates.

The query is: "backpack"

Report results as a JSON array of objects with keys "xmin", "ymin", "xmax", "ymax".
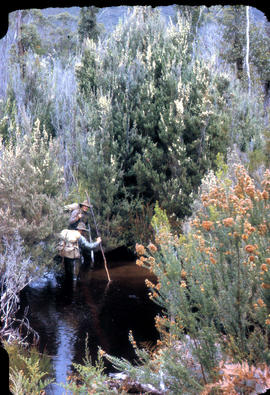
[
  {"xmin": 57, "ymin": 229, "xmax": 81, "ymax": 259},
  {"xmin": 63, "ymin": 202, "xmax": 80, "ymax": 212}
]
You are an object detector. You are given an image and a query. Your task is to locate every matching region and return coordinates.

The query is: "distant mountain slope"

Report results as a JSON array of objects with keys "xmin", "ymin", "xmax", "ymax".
[{"xmin": 41, "ymin": 5, "xmax": 177, "ymax": 33}]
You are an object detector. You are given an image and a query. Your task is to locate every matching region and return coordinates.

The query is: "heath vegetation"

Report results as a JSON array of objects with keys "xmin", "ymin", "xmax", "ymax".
[{"xmin": 0, "ymin": 5, "xmax": 270, "ymax": 394}]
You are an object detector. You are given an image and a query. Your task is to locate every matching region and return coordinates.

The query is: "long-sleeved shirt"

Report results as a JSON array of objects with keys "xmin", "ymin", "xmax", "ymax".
[
  {"xmin": 78, "ymin": 235, "xmax": 100, "ymax": 252},
  {"xmin": 69, "ymin": 208, "xmax": 89, "ymax": 230}
]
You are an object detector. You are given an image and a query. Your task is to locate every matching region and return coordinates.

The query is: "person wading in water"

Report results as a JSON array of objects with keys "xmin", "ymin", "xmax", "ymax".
[
  {"xmin": 68, "ymin": 200, "xmax": 91, "ymax": 230},
  {"xmin": 57, "ymin": 222, "xmax": 101, "ymax": 282}
]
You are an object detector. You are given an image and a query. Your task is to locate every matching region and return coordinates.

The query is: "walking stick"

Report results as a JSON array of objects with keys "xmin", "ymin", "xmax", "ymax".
[
  {"xmin": 87, "ymin": 222, "xmax": 94, "ymax": 265},
  {"xmin": 85, "ymin": 191, "xmax": 111, "ymax": 283}
]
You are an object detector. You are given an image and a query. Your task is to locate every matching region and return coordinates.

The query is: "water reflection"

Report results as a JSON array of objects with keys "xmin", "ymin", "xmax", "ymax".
[
  {"xmin": 20, "ymin": 260, "xmax": 159, "ymax": 391},
  {"xmin": 48, "ymin": 318, "xmax": 76, "ymax": 394}
]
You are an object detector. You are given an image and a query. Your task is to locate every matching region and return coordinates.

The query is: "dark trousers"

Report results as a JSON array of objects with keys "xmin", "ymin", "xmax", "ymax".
[{"xmin": 64, "ymin": 257, "xmax": 81, "ymax": 280}]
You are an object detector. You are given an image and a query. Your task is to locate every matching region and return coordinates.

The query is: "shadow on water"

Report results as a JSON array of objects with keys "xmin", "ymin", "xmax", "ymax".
[{"xmin": 19, "ymin": 248, "xmax": 160, "ymax": 394}]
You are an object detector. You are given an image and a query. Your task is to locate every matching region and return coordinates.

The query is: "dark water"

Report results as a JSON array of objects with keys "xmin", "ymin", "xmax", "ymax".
[{"xmin": 19, "ymin": 252, "xmax": 160, "ymax": 393}]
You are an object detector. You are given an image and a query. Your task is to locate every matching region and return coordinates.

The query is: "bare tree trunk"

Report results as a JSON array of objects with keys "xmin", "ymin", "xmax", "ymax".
[
  {"xmin": 245, "ymin": 6, "xmax": 251, "ymax": 95},
  {"xmin": 192, "ymin": 7, "xmax": 203, "ymax": 61},
  {"xmin": 264, "ymin": 80, "xmax": 270, "ymax": 112},
  {"xmin": 16, "ymin": 10, "xmax": 25, "ymax": 79}
]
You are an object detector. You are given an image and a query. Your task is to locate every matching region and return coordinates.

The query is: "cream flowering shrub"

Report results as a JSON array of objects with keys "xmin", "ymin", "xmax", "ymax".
[{"xmin": 0, "ymin": 120, "xmax": 66, "ymax": 269}]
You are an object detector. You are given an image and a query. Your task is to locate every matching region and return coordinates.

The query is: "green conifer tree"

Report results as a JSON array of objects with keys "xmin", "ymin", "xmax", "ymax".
[
  {"xmin": 75, "ymin": 7, "xmax": 231, "ymax": 234},
  {"xmin": 78, "ymin": 7, "xmax": 100, "ymax": 44}
]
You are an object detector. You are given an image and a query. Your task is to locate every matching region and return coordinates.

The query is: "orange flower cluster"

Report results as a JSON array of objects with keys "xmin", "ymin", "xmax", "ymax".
[
  {"xmin": 98, "ymin": 348, "xmax": 106, "ymax": 357},
  {"xmin": 181, "ymin": 269, "xmax": 187, "ymax": 279},
  {"xmin": 261, "ymin": 264, "xmax": 268, "ymax": 272},
  {"xmin": 200, "ymin": 167, "xmax": 270, "ymax": 221},
  {"xmin": 192, "ymin": 218, "xmax": 201, "ymax": 228},
  {"xmin": 136, "ymin": 258, "xmax": 146, "ymax": 267},
  {"xmin": 202, "ymin": 221, "xmax": 214, "ymax": 231},
  {"xmin": 262, "ymin": 190, "xmax": 269, "ymax": 200},
  {"xmin": 136, "ymin": 243, "xmax": 146, "ymax": 256},
  {"xmin": 261, "ymin": 283, "xmax": 270, "ymax": 289},
  {"xmin": 223, "ymin": 217, "xmax": 235, "ymax": 227},
  {"xmin": 147, "ymin": 256, "xmax": 156, "ymax": 265},
  {"xmin": 234, "ymin": 166, "xmax": 255, "ymax": 198},
  {"xmin": 193, "ymin": 234, "xmax": 206, "ymax": 250},
  {"xmin": 187, "ymin": 165, "xmax": 269, "ymax": 283},
  {"xmin": 259, "ymin": 224, "xmax": 268, "ymax": 235},
  {"xmin": 180, "ymin": 281, "xmax": 187, "ymax": 288},
  {"xmin": 201, "ymin": 186, "xmax": 227, "ymax": 209},
  {"xmin": 147, "ymin": 242, "xmax": 158, "ymax": 253},
  {"xmin": 155, "ymin": 316, "xmax": 171, "ymax": 338},
  {"xmin": 154, "ymin": 229, "xmax": 173, "ymax": 247},
  {"xmin": 244, "ymin": 220, "xmax": 256, "ymax": 235},
  {"xmin": 245, "ymin": 245, "xmax": 258, "ymax": 254},
  {"xmin": 262, "ymin": 169, "xmax": 270, "ymax": 192},
  {"xmin": 257, "ymin": 298, "xmax": 266, "ymax": 307},
  {"xmin": 135, "ymin": 164, "xmax": 270, "ymax": 346},
  {"xmin": 129, "ymin": 330, "xmax": 137, "ymax": 349},
  {"xmin": 145, "ymin": 278, "xmax": 155, "ymax": 288}
]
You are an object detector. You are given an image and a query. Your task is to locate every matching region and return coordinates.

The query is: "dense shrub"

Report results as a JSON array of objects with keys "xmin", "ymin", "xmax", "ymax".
[{"xmin": 0, "ymin": 120, "xmax": 66, "ymax": 267}]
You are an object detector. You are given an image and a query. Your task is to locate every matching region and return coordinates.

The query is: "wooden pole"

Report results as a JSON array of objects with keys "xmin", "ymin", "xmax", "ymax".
[
  {"xmin": 87, "ymin": 222, "xmax": 94, "ymax": 265},
  {"xmin": 85, "ymin": 191, "xmax": 111, "ymax": 282}
]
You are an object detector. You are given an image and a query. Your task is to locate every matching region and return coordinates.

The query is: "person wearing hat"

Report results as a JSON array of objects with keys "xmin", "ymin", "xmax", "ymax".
[
  {"xmin": 68, "ymin": 199, "xmax": 92, "ymax": 230},
  {"xmin": 57, "ymin": 222, "xmax": 101, "ymax": 281},
  {"xmin": 76, "ymin": 222, "xmax": 101, "ymax": 252}
]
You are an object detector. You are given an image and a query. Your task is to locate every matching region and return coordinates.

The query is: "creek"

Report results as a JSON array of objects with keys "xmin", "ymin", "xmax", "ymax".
[{"xmin": 19, "ymin": 249, "xmax": 160, "ymax": 394}]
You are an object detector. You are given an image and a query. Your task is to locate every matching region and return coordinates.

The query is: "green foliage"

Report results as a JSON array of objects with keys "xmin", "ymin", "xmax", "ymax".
[
  {"xmin": 249, "ymin": 22, "xmax": 270, "ymax": 82},
  {"xmin": 5, "ymin": 342, "xmax": 54, "ymax": 394},
  {"xmin": 78, "ymin": 6, "xmax": 101, "ymax": 43},
  {"xmin": 61, "ymin": 336, "xmax": 118, "ymax": 394},
  {"xmin": 0, "ymin": 90, "xmax": 17, "ymax": 144},
  {"xmin": 128, "ymin": 203, "xmax": 155, "ymax": 246},
  {"xmin": 1, "ymin": 8, "xmax": 270, "ymax": 393},
  {"xmin": 176, "ymin": 5, "xmax": 208, "ymax": 59},
  {"xmin": 218, "ymin": 5, "xmax": 270, "ymax": 86},
  {"xmin": 218, "ymin": 6, "xmax": 246, "ymax": 78},
  {"xmin": 214, "ymin": 152, "xmax": 229, "ymax": 180},
  {"xmin": 225, "ymin": 80, "xmax": 267, "ymax": 153},
  {"xmin": 2, "ymin": 5, "xmax": 269, "ymax": 252},
  {"xmin": 46, "ymin": 28, "xmax": 77, "ymax": 60},
  {"xmin": 75, "ymin": 7, "xmax": 233, "ymax": 246},
  {"xmin": 20, "ymin": 24, "xmax": 43, "ymax": 54},
  {"xmin": 247, "ymin": 125, "xmax": 270, "ymax": 173},
  {"xmin": 151, "ymin": 201, "xmax": 171, "ymax": 233},
  {"xmin": 76, "ymin": 122, "xmax": 142, "ymax": 249},
  {"xmin": 0, "ymin": 120, "xmax": 66, "ymax": 267},
  {"xmin": 76, "ymin": 44, "xmax": 99, "ymax": 96}
]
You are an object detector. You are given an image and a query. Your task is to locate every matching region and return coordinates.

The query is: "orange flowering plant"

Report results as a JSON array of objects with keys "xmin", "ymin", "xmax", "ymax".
[
  {"xmin": 131, "ymin": 162, "xmax": 270, "ymax": 393},
  {"xmin": 191, "ymin": 164, "xmax": 270, "ymax": 364}
]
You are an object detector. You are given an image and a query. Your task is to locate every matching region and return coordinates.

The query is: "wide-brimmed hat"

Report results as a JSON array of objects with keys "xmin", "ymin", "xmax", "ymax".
[
  {"xmin": 79, "ymin": 199, "xmax": 91, "ymax": 208},
  {"xmin": 76, "ymin": 222, "xmax": 87, "ymax": 231}
]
